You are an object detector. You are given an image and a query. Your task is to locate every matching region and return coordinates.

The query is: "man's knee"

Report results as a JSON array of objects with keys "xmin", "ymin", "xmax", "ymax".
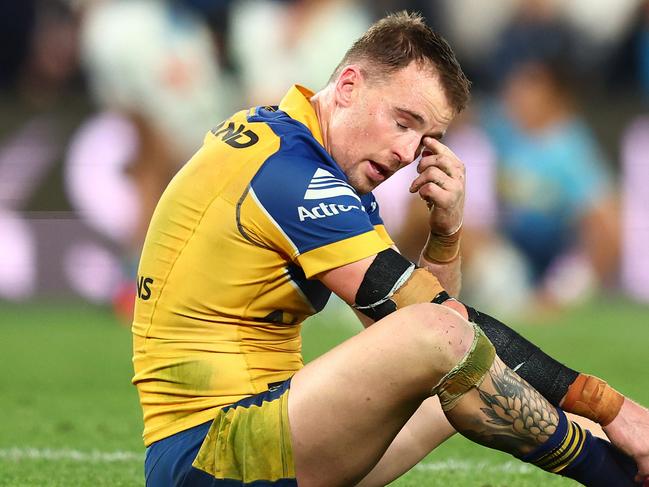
[
  {"xmin": 387, "ymin": 303, "xmax": 496, "ymax": 409},
  {"xmin": 394, "ymin": 303, "xmax": 476, "ymax": 372}
]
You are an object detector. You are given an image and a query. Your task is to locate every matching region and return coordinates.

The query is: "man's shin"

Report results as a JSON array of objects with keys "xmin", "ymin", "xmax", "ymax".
[{"xmin": 440, "ymin": 354, "xmax": 638, "ymax": 487}]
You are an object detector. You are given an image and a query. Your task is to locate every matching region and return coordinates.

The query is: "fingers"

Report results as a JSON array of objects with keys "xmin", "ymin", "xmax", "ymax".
[
  {"xmin": 422, "ymin": 136, "xmax": 452, "ymax": 155},
  {"xmin": 408, "ymin": 136, "xmax": 466, "ymax": 213},
  {"xmin": 417, "ymin": 181, "xmax": 458, "ymax": 209},
  {"xmin": 409, "ymin": 166, "xmax": 450, "ymax": 193},
  {"xmin": 410, "ymin": 170, "xmax": 461, "ymax": 210},
  {"xmin": 418, "ymin": 138, "xmax": 465, "ymax": 181},
  {"xmin": 416, "ymin": 137, "xmax": 466, "ymax": 235},
  {"xmin": 418, "ymin": 154, "xmax": 464, "ymax": 182}
]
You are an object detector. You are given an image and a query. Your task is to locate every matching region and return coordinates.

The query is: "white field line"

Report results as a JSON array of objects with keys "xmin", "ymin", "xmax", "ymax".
[
  {"xmin": 0, "ymin": 448, "xmax": 535, "ymax": 475},
  {"xmin": 414, "ymin": 459, "xmax": 536, "ymax": 474},
  {"xmin": 0, "ymin": 448, "xmax": 142, "ymax": 463}
]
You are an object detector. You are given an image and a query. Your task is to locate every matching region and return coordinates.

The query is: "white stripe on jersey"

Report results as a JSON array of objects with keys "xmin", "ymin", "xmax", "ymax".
[{"xmin": 304, "ymin": 168, "xmax": 360, "ymax": 202}]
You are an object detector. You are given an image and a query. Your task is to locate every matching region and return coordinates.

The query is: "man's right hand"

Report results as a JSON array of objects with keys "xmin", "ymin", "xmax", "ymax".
[
  {"xmin": 409, "ymin": 137, "xmax": 465, "ymax": 237},
  {"xmin": 602, "ymin": 398, "xmax": 649, "ymax": 483}
]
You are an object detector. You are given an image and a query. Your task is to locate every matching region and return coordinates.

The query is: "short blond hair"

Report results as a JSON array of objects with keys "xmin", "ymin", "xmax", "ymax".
[{"xmin": 330, "ymin": 11, "xmax": 471, "ymax": 113}]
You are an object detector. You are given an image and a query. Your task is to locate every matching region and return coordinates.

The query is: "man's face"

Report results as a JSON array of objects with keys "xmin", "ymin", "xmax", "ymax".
[{"xmin": 328, "ymin": 61, "xmax": 456, "ymax": 194}]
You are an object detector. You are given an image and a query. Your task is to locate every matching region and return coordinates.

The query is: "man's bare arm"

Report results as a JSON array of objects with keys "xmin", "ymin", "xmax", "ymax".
[
  {"xmin": 419, "ymin": 250, "xmax": 461, "ymax": 297},
  {"xmin": 410, "ymin": 137, "xmax": 465, "ymax": 296}
]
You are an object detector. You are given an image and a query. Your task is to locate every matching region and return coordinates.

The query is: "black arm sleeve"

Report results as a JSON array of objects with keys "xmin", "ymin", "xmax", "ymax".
[
  {"xmin": 354, "ymin": 248, "xmax": 414, "ymax": 321},
  {"xmin": 465, "ymin": 305, "xmax": 579, "ymax": 406}
]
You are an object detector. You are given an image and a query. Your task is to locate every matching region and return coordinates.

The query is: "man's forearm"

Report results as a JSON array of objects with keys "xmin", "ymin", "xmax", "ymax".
[{"xmin": 418, "ymin": 227, "xmax": 462, "ymax": 296}]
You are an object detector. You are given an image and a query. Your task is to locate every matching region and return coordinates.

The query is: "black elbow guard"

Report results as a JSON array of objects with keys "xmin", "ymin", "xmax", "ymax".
[
  {"xmin": 354, "ymin": 249, "xmax": 414, "ymax": 321},
  {"xmin": 353, "ymin": 249, "xmax": 447, "ymax": 321},
  {"xmin": 465, "ymin": 305, "xmax": 579, "ymax": 406}
]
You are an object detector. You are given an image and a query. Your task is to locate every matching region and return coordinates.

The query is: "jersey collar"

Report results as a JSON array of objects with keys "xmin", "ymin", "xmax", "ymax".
[{"xmin": 279, "ymin": 85, "xmax": 325, "ymax": 147}]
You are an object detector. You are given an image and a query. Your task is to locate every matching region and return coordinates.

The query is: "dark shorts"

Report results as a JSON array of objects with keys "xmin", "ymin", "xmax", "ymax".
[{"xmin": 145, "ymin": 379, "xmax": 296, "ymax": 487}]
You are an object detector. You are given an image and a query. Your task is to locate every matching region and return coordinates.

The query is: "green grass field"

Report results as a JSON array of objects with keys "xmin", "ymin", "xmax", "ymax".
[{"xmin": 1, "ymin": 297, "xmax": 648, "ymax": 486}]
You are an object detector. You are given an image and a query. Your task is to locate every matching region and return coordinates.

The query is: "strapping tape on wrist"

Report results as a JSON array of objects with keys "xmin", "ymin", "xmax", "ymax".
[
  {"xmin": 562, "ymin": 374, "xmax": 624, "ymax": 426},
  {"xmin": 422, "ymin": 228, "xmax": 461, "ymax": 264}
]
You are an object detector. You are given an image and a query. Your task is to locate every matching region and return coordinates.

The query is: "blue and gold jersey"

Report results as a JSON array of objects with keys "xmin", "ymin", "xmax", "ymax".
[{"xmin": 132, "ymin": 86, "xmax": 392, "ymax": 445}]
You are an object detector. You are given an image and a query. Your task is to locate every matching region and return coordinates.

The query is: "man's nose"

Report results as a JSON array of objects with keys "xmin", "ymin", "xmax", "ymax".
[{"xmin": 393, "ymin": 137, "xmax": 422, "ymax": 167}]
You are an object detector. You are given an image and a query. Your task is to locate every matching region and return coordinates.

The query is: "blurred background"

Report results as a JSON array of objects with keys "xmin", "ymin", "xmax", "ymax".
[
  {"xmin": 1, "ymin": 0, "xmax": 649, "ymax": 320},
  {"xmin": 1, "ymin": 1, "xmax": 648, "ymax": 485}
]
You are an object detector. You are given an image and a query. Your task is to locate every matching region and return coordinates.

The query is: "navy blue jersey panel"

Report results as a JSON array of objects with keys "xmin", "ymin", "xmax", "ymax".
[
  {"xmin": 361, "ymin": 192, "xmax": 385, "ymax": 227},
  {"xmin": 286, "ymin": 263, "xmax": 331, "ymax": 312},
  {"xmin": 248, "ymin": 109, "xmax": 376, "ymax": 255}
]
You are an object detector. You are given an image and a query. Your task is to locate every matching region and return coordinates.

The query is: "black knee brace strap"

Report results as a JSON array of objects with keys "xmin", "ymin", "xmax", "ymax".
[{"xmin": 465, "ymin": 305, "xmax": 579, "ymax": 406}]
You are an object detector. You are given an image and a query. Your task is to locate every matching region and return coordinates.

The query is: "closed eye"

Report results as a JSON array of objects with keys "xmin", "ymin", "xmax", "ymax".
[{"xmin": 395, "ymin": 121, "xmax": 408, "ymax": 130}]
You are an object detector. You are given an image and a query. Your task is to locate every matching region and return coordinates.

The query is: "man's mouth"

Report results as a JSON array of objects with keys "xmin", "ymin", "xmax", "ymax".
[{"xmin": 368, "ymin": 160, "xmax": 392, "ymax": 181}]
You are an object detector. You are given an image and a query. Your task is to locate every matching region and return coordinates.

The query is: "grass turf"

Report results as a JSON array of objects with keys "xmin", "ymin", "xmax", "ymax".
[{"xmin": 0, "ymin": 297, "xmax": 647, "ymax": 486}]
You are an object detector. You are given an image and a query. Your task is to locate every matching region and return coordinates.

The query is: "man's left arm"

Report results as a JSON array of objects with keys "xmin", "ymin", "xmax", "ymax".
[
  {"xmin": 391, "ymin": 137, "xmax": 649, "ymax": 479},
  {"xmin": 409, "ymin": 137, "xmax": 464, "ymax": 296}
]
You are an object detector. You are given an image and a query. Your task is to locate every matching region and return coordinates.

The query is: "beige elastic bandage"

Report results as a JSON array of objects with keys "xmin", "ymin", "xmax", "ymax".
[
  {"xmin": 562, "ymin": 374, "xmax": 624, "ymax": 426},
  {"xmin": 431, "ymin": 325, "xmax": 496, "ymax": 411},
  {"xmin": 422, "ymin": 227, "xmax": 462, "ymax": 264},
  {"xmin": 391, "ymin": 268, "xmax": 445, "ymax": 308}
]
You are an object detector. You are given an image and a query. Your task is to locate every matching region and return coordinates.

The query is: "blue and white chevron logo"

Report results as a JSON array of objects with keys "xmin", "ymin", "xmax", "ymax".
[{"xmin": 303, "ymin": 168, "xmax": 361, "ymax": 202}]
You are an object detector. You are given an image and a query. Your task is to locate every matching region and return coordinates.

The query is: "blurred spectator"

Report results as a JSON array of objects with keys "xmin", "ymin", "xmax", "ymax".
[
  {"xmin": 61, "ymin": 0, "xmax": 235, "ymax": 312},
  {"xmin": 620, "ymin": 120, "xmax": 649, "ymax": 303},
  {"xmin": 436, "ymin": 0, "xmax": 519, "ymax": 89},
  {"xmin": 477, "ymin": 59, "xmax": 620, "ymax": 314},
  {"xmin": 0, "ymin": 0, "xmax": 86, "ymax": 301},
  {"xmin": 73, "ymin": 0, "xmax": 235, "ymax": 249},
  {"xmin": 562, "ymin": 0, "xmax": 639, "ymax": 43},
  {"xmin": 487, "ymin": 0, "xmax": 575, "ymax": 90},
  {"xmin": 561, "ymin": 0, "xmax": 640, "ymax": 76},
  {"xmin": 229, "ymin": 0, "xmax": 372, "ymax": 105}
]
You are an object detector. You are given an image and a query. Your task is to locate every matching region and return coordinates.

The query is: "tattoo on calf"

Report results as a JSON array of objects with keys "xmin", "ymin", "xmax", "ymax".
[{"xmin": 468, "ymin": 361, "xmax": 559, "ymax": 456}]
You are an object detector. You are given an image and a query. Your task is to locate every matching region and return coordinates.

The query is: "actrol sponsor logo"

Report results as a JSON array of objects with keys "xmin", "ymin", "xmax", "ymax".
[
  {"xmin": 298, "ymin": 168, "xmax": 364, "ymax": 221},
  {"xmin": 297, "ymin": 202, "xmax": 363, "ymax": 221}
]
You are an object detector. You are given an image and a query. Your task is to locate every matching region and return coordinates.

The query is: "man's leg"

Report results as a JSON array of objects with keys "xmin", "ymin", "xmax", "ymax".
[
  {"xmin": 356, "ymin": 397, "xmax": 454, "ymax": 487},
  {"xmin": 355, "ymin": 399, "xmax": 608, "ymax": 487},
  {"xmin": 355, "ymin": 249, "xmax": 647, "ymax": 470},
  {"xmin": 289, "ymin": 303, "xmax": 471, "ymax": 486},
  {"xmin": 458, "ymin": 300, "xmax": 649, "ymax": 480},
  {"xmin": 288, "ymin": 303, "xmax": 635, "ymax": 487}
]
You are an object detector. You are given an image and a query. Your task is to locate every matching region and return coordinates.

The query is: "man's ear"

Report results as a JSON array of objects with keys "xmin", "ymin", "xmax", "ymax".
[{"xmin": 334, "ymin": 65, "xmax": 363, "ymax": 108}]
